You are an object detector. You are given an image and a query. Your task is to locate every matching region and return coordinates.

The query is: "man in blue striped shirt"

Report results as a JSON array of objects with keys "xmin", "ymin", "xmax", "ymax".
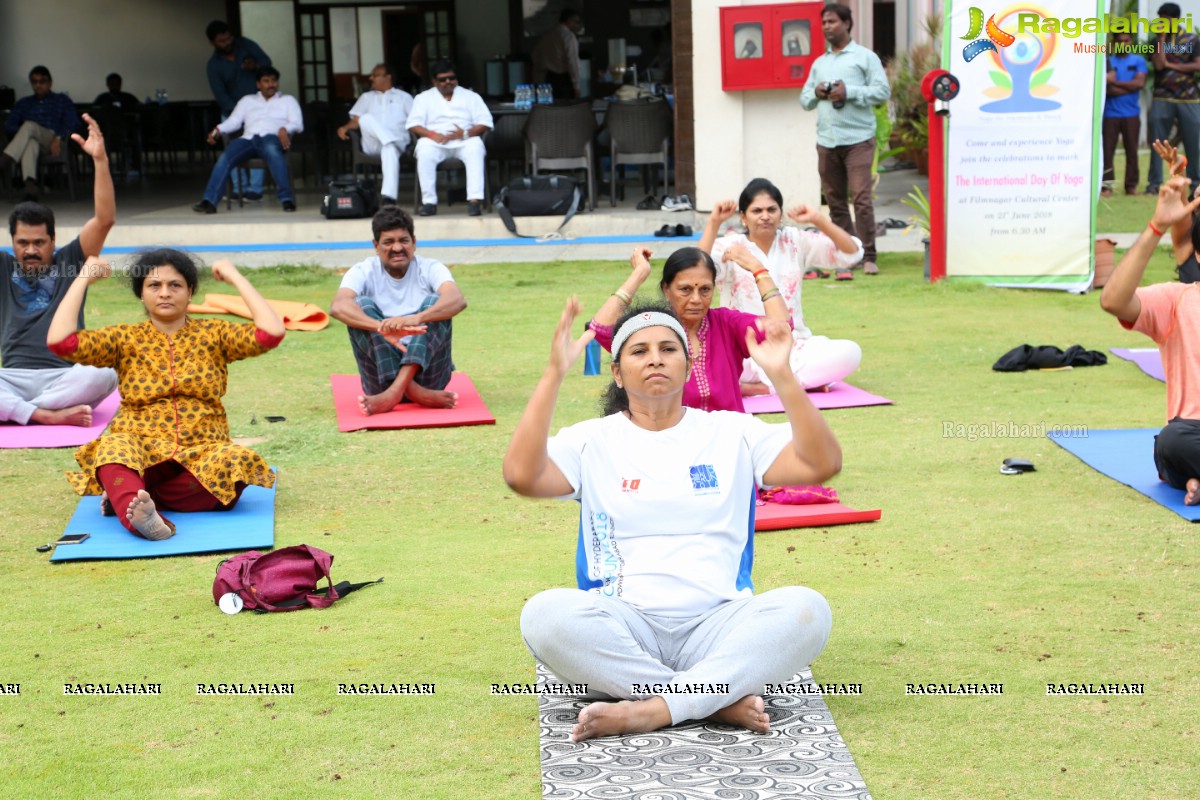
[
  {"xmin": 799, "ymin": 5, "xmax": 890, "ymax": 276},
  {"xmin": 1, "ymin": 66, "xmax": 79, "ymax": 201}
]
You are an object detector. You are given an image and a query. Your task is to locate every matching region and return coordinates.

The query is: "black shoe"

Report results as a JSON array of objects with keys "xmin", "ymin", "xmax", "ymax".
[
  {"xmin": 244, "ymin": 191, "xmax": 264, "ymax": 202},
  {"xmin": 380, "ymin": 195, "xmax": 397, "ymax": 206},
  {"xmin": 417, "ymin": 204, "xmax": 437, "ymax": 216},
  {"xmin": 468, "ymin": 201, "xmax": 482, "ymax": 217},
  {"xmin": 192, "ymin": 200, "xmax": 218, "ymax": 214},
  {"xmin": 282, "ymin": 201, "xmax": 296, "ymax": 212}
]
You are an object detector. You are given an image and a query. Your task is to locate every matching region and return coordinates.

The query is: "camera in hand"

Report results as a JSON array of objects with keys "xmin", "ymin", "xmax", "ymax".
[{"xmin": 823, "ymin": 81, "xmax": 845, "ymax": 110}]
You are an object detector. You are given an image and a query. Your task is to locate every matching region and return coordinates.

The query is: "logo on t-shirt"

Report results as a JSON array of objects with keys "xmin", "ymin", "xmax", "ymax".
[
  {"xmin": 689, "ymin": 464, "xmax": 719, "ymax": 495},
  {"xmin": 621, "ymin": 478, "xmax": 641, "ymax": 493}
]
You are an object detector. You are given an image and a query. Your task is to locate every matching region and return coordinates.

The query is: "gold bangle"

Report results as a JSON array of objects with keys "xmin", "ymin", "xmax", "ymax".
[
  {"xmin": 761, "ymin": 288, "xmax": 781, "ymax": 303},
  {"xmin": 612, "ymin": 289, "xmax": 632, "ymax": 306}
]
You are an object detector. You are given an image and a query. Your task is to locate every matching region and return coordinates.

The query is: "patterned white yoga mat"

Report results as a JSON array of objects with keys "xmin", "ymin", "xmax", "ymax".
[{"xmin": 537, "ymin": 663, "xmax": 872, "ymax": 799}]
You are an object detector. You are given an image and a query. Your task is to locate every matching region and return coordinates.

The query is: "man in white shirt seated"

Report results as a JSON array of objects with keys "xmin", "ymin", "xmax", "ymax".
[
  {"xmin": 337, "ymin": 63, "xmax": 413, "ymax": 206},
  {"xmin": 193, "ymin": 67, "xmax": 304, "ymax": 214},
  {"xmin": 406, "ymin": 60, "xmax": 493, "ymax": 217}
]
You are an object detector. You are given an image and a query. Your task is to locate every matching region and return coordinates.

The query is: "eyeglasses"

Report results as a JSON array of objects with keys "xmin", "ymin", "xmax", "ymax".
[{"xmin": 434, "ymin": 75, "xmax": 457, "ymax": 83}]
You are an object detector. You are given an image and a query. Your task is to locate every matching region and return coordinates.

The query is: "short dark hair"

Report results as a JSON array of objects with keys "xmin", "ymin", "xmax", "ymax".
[
  {"xmin": 29, "ymin": 65, "xmax": 51, "ymax": 82},
  {"xmin": 375, "ymin": 62, "xmax": 394, "ymax": 77},
  {"xmin": 372, "ymin": 206, "xmax": 415, "ymax": 241},
  {"xmin": 659, "ymin": 246, "xmax": 717, "ymax": 293},
  {"xmin": 430, "ymin": 59, "xmax": 456, "ymax": 78},
  {"xmin": 206, "ymin": 20, "xmax": 231, "ymax": 42},
  {"xmin": 601, "ymin": 301, "xmax": 687, "ymax": 416},
  {"xmin": 106, "ymin": 72, "xmax": 122, "ymax": 84},
  {"xmin": 560, "ymin": 8, "xmax": 581, "ymax": 24},
  {"xmin": 822, "ymin": 3, "xmax": 853, "ymax": 32},
  {"xmin": 256, "ymin": 66, "xmax": 280, "ymax": 81},
  {"xmin": 129, "ymin": 248, "xmax": 200, "ymax": 297},
  {"xmin": 738, "ymin": 178, "xmax": 783, "ymax": 215},
  {"xmin": 1159, "ymin": 3, "xmax": 1182, "ymax": 19},
  {"xmin": 9, "ymin": 202, "xmax": 55, "ymax": 238}
]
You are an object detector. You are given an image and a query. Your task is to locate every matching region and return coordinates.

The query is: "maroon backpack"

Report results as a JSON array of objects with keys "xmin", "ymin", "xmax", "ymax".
[{"xmin": 213, "ymin": 545, "xmax": 380, "ymax": 613}]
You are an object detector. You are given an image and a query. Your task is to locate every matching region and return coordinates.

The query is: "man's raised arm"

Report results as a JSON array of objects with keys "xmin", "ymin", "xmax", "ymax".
[{"xmin": 75, "ymin": 113, "xmax": 115, "ymax": 258}]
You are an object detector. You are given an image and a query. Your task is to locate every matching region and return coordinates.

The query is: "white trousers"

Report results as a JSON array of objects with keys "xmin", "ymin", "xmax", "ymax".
[
  {"xmin": 357, "ymin": 114, "xmax": 410, "ymax": 200},
  {"xmin": 741, "ymin": 335, "xmax": 862, "ymax": 390},
  {"xmin": 414, "ymin": 137, "xmax": 486, "ymax": 205},
  {"xmin": 521, "ymin": 586, "xmax": 832, "ymax": 724},
  {"xmin": 3, "ymin": 121, "xmax": 56, "ymax": 181},
  {"xmin": 0, "ymin": 365, "xmax": 117, "ymax": 424}
]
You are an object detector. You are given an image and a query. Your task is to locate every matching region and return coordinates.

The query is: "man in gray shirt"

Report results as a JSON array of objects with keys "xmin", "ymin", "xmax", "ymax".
[
  {"xmin": 0, "ymin": 114, "xmax": 117, "ymax": 426},
  {"xmin": 800, "ymin": 4, "xmax": 890, "ymax": 275}
]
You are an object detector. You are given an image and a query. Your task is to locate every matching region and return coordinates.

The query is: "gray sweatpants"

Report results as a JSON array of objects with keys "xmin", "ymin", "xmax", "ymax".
[
  {"xmin": 0, "ymin": 365, "xmax": 117, "ymax": 424},
  {"xmin": 520, "ymin": 586, "xmax": 832, "ymax": 724}
]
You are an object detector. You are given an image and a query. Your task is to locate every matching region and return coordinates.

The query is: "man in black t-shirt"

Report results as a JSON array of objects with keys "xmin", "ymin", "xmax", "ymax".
[{"xmin": 0, "ymin": 113, "xmax": 117, "ymax": 427}]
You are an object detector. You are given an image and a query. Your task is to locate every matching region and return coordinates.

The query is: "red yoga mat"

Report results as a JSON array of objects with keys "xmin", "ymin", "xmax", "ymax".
[
  {"xmin": 330, "ymin": 372, "xmax": 496, "ymax": 432},
  {"xmin": 754, "ymin": 500, "xmax": 882, "ymax": 530}
]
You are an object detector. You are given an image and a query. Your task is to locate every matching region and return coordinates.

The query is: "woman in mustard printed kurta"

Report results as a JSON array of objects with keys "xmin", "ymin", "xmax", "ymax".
[{"xmin": 48, "ymin": 249, "xmax": 285, "ymax": 540}]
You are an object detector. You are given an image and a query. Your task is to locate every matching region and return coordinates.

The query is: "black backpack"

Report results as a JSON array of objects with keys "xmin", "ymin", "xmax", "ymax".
[{"xmin": 322, "ymin": 178, "xmax": 379, "ymax": 219}]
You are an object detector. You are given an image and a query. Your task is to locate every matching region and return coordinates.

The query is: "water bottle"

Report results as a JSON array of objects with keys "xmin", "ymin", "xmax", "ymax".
[
  {"xmin": 515, "ymin": 84, "xmax": 525, "ymax": 110},
  {"xmin": 537, "ymin": 83, "xmax": 551, "ymax": 104},
  {"xmin": 583, "ymin": 339, "xmax": 602, "ymax": 376}
]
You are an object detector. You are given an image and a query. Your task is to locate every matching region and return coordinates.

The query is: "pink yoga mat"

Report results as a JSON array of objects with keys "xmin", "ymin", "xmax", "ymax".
[
  {"xmin": 0, "ymin": 391, "xmax": 119, "ymax": 449},
  {"xmin": 331, "ymin": 372, "xmax": 496, "ymax": 432},
  {"xmin": 742, "ymin": 382, "xmax": 893, "ymax": 414},
  {"xmin": 755, "ymin": 500, "xmax": 882, "ymax": 530}
]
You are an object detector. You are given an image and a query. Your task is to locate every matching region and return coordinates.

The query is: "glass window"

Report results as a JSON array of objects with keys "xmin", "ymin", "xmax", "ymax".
[
  {"xmin": 302, "ymin": 39, "xmax": 313, "ymax": 62},
  {"xmin": 301, "ymin": 15, "xmax": 312, "ymax": 37},
  {"xmin": 314, "ymin": 15, "xmax": 325, "ymax": 36},
  {"xmin": 781, "ymin": 21, "xmax": 811, "ymax": 57},
  {"xmin": 315, "ymin": 40, "xmax": 326, "ymax": 61},
  {"xmin": 733, "ymin": 23, "xmax": 763, "ymax": 60}
]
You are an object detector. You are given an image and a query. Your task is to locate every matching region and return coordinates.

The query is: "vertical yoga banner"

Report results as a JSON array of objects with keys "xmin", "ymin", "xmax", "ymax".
[{"xmin": 943, "ymin": 1, "xmax": 1103, "ymax": 291}]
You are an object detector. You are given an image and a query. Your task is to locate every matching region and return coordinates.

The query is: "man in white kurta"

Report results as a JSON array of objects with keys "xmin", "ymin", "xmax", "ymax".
[
  {"xmin": 337, "ymin": 64, "xmax": 413, "ymax": 204},
  {"xmin": 406, "ymin": 60, "xmax": 493, "ymax": 216}
]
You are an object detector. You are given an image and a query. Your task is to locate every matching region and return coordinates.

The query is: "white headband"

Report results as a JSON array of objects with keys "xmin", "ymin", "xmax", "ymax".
[{"xmin": 611, "ymin": 311, "xmax": 688, "ymax": 359}]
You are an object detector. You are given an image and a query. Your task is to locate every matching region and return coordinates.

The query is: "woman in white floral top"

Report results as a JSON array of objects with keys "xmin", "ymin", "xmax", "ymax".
[{"xmin": 700, "ymin": 178, "xmax": 863, "ymax": 392}]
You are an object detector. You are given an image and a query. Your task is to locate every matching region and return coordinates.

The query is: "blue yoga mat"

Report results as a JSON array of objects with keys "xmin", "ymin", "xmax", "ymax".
[
  {"xmin": 50, "ymin": 475, "xmax": 277, "ymax": 562},
  {"xmin": 1048, "ymin": 429, "xmax": 1200, "ymax": 522}
]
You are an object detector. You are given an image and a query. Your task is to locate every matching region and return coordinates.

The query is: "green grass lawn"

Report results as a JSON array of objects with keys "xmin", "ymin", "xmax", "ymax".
[
  {"xmin": 2, "ymin": 251, "xmax": 1198, "ymax": 799},
  {"xmin": 1099, "ymin": 148, "xmax": 1163, "ymax": 233}
]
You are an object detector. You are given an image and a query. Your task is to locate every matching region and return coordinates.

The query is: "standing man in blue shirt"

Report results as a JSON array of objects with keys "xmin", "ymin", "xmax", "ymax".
[
  {"xmin": 799, "ymin": 4, "xmax": 890, "ymax": 276},
  {"xmin": 1103, "ymin": 32, "xmax": 1148, "ymax": 197},
  {"xmin": 206, "ymin": 20, "xmax": 272, "ymax": 201},
  {"xmin": 0, "ymin": 66, "xmax": 80, "ymax": 202}
]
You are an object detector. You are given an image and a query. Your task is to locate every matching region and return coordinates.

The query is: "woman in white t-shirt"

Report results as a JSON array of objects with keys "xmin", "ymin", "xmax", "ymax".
[
  {"xmin": 504, "ymin": 298, "xmax": 839, "ymax": 742},
  {"xmin": 700, "ymin": 177, "xmax": 864, "ymax": 392}
]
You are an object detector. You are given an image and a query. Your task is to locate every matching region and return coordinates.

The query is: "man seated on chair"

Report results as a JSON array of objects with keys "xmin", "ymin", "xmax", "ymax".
[
  {"xmin": 193, "ymin": 67, "xmax": 302, "ymax": 214},
  {"xmin": 406, "ymin": 60, "xmax": 493, "ymax": 217},
  {"xmin": 1, "ymin": 113, "xmax": 117, "ymax": 426},
  {"xmin": 0, "ymin": 66, "xmax": 79, "ymax": 202},
  {"xmin": 330, "ymin": 206, "xmax": 467, "ymax": 413},
  {"xmin": 337, "ymin": 63, "xmax": 414, "ymax": 207}
]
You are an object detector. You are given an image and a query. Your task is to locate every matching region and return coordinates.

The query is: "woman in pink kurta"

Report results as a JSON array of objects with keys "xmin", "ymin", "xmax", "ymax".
[
  {"xmin": 700, "ymin": 178, "xmax": 863, "ymax": 391},
  {"xmin": 588, "ymin": 246, "xmax": 791, "ymax": 413}
]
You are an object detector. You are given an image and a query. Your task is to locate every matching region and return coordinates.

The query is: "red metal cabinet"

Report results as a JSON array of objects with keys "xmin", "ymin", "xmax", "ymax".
[{"xmin": 720, "ymin": 3, "xmax": 824, "ymax": 91}]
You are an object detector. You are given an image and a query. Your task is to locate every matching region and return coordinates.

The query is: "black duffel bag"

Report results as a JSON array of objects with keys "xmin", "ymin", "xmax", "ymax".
[
  {"xmin": 322, "ymin": 178, "xmax": 378, "ymax": 219},
  {"xmin": 494, "ymin": 175, "xmax": 582, "ymax": 238}
]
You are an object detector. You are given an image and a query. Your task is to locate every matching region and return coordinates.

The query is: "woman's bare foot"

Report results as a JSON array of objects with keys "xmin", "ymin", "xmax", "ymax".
[
  {"xmin": 126, "ymin": 490, "xmax": 175, "ymax": 540},
  {"xmin": 1186, "ymin": 478, "xmax": 1200, "ymax": 505},
  {"xmin": 740, "ymin": 381, "xmax": 772, "ymax": 397},
  {"xmin": 405, "ymin": 382, "xmax": 458, "ymax": 409},
  {"xmin": 571, "ymin": 697, "xmax": 671, "ymax": 743},
  {"xmin": 357, "ymin": 389, "xmax": 402, "ymax": 416},
  {"xmin": 30, "ymin": 404, "xmax": 93, "ymax": 427},
  {"xmin": 707, "ymin": 695, "xmax": 770, "ymax": 733}
]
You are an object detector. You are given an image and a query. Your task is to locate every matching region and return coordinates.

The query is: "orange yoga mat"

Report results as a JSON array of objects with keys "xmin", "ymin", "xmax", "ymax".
[
  {"xmin": 188, "ymin": 293, "xmax": 330, "ymax": 331},
  {"xmin": 754, "ymin": 500, "xmax": 881, "ymax": 530},
  {"xmin": 330, "ymin": 372, "xmax": 496, "ymax": 431}
]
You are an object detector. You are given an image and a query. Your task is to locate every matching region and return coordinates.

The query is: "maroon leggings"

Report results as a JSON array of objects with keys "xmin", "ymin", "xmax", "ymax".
[{"xmin": 97, "ymin": 462, "xmax": 246, "ymax": 537}]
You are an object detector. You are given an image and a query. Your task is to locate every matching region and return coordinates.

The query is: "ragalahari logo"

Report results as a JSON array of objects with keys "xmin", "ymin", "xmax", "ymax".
[
  {"xmin": 962, "ymin": 6, "xmax": 1060, "ymax": 113},
  {"xmin": 961, "ymin": 7, "xmax": 1015, "ymax": 62}
]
